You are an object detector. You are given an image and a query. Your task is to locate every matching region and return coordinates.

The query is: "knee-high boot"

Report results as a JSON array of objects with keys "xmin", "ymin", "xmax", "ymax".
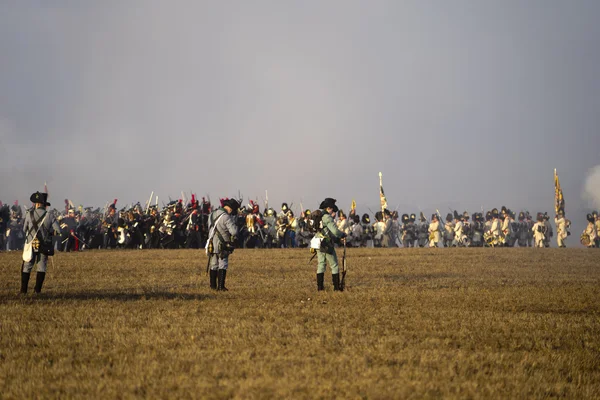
[
  {"xmin": 34, "ymin": 272, "xmax": 46, "ymax": 293},
  {"xmin": 332, "ymin": 273, "xmax": 340, "ymax": 291},
  {"xmin": 217, "ymin": 269, "xmax": 228, "ymax": 291},
  {"xmin": 317, "ymin": 273, "xmax": 324, "ymax": 291},
  {"xmin": 21, "ymin": 272, "xmax": 30, "ymax": 294},
  {"xmin": 209, "ymin": 269, "xmax": 218, "ymax": 290}
]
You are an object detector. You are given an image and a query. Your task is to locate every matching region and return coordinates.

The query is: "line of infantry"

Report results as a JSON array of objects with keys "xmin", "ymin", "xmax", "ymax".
[{"xmin": 6, "ymin": 192, "xmax": 600, "ymax": 253}]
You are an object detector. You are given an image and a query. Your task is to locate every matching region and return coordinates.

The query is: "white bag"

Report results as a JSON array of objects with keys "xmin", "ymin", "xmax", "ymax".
[
  {"xmin": 310, "ymin": 236, "xmax": 323, "ymax": 250},
  {"xmin": 22, "ymin": 242, "xmax": 33, "ymax": 262}
]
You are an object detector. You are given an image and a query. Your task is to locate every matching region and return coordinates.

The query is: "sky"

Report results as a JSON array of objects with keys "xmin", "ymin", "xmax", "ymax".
[{"xmin": 1, "ymin": 1, "xmax": 599, "ymax": 235}]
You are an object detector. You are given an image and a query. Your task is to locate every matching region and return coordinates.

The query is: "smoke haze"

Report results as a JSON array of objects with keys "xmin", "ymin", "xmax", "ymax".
[
  {"xmin": 583, "ymin": 166, "xmax": 600, "ymax": 210},
  {"xmin": 1, "ymin": 1, "xmax": 599, "ymax": 239}
]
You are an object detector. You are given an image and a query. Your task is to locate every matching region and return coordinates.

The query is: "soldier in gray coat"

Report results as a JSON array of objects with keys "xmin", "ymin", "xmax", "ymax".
[
  {"xmin": 205, "ymin": 198, "xmax": 239, "ymax": 291},
  {"xmin": 21, "ymin": 192, "xmax": 60, "ymax": 294}
]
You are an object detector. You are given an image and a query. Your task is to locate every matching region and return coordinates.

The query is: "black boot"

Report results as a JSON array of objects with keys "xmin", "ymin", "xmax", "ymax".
[
  {"xmin": 34, "ymin": 272, "xmax": 46, "ymax": 293},
  {"xmin": 21, "ymin": 272, "xmax": 30, "ymax": 294},
  {"xmin": 209, "ymin": 269, "xmax": 218, "ymax": 290},
  {"xmin": 332, "ymin": 273, "xmax": 340, "ymax": 291},
  {"xmin": 317, "ymin": 273, "xmax": 324, "ymax": 291},
  {"xmin": 217, "ymin": 269, "xmax": 228, "ymax": 291}
]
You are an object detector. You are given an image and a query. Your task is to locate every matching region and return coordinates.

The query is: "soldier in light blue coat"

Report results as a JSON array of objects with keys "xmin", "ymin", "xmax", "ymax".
[
  {"xmin": 21, "ymin": 192, "xmax": 60, "ymax": 294},
  {"xmin": 315, "ymin": 198, "xmax": 347, "ymax": 291},
  {"xmin": 205, "ymin": 198, "xmax": 239, "ymax": 291}
]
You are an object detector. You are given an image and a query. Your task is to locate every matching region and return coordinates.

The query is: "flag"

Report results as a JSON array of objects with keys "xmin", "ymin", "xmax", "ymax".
[
  {"xmin": 351, "ymin": 199, "xmax": 356, "ymax": 213},
  {"xmin": 554, "ymin": 169, "xmax": 565, "ymax": 215},
  {"xmin": 379, "ymin": 172, "xmax": 388, "ymax": 211}
]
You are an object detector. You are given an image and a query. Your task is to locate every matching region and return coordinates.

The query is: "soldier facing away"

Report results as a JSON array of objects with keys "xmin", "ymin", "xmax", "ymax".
[
  {"xmin": 21, "ymin": 192, "xmax": 61, "ymax": 294},
  {"xmin": 205, "ymin": 198, "xmax": 240, "ymax": 291}
]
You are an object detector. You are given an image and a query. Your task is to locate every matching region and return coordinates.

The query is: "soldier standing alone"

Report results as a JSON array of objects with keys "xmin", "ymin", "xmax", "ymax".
[
  {"xmin": 21, "ymin": 192, "xmax": 60, "ymax": 294},
  {"xmin": 313, "ymin": 198, "xmax": 347, "ymax": 291},
  {"xmin": 205, "ymin": 198, "xmax": 239, "ymax": 291}
]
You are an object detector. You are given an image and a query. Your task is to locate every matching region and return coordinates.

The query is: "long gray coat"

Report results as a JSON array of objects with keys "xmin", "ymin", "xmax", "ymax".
[
  {"xmin": 23, "ymin": 208, "xmax": 60, "ymax": 244},
  {"xmin": 206, "ymin": 208, "xmax": 238, "ymax": 255}
]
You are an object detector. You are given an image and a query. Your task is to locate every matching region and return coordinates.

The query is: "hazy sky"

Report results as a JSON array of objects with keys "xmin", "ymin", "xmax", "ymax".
[{"xmin": 1, "ymin": 1, "xmax": 599, "ymax": 228}]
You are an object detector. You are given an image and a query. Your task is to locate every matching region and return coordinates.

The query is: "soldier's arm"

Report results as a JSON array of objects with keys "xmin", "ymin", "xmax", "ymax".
[
  {"xmin": 23, "ymin": 212, "xmax": 31, "ymax": 238},
  {"xmin": 51, "ymin": 216, "xmax": 61, "ymax": 234},
  {"xmin": 224, "ymin": 215, "xmax": 238, "ymax": 238},
  {"xmin": 323, "ymin": 215, "xmax": 346, "ymax": 239}
]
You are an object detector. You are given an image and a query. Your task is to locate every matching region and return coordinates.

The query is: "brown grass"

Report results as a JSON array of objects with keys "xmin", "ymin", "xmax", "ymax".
[{"xmin": 1, "ymin": 248, "xmax": 599, "ymax": 399}]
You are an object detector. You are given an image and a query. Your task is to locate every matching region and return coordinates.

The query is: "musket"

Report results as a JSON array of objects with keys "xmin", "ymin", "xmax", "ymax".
[
  {"xmin": 145, "ymin": 191, "xmax": 154, "ymax": 215},
  {"xmin": 70, "ymin": 231, "xmax": 89, "ymax": 248},
  {"xmin": 265, "ymin": 190, "xmax": 269, "ymax": 211},
  {"xmin": 340, "ymin": 238, "xmax": 347, "ymax": 291}
]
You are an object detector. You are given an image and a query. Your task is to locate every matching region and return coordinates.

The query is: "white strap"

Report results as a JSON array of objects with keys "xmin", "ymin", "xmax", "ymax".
[
  {"xmin": 27, "ymin": 212, "xmax": 48, "ymax": 244},
  {"xmin": 205, "ymin": 213, "xmax": 226, "ymax": 254}
]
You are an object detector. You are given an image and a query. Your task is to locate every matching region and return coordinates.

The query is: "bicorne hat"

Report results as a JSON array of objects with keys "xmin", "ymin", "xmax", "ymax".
[
  {"xmin": 319, "ymin": 198, "xmax": 339, "ymax": 213},
  {"xmin": 30, "ymin": 191, "xmax": 50, "ymax": 207}
]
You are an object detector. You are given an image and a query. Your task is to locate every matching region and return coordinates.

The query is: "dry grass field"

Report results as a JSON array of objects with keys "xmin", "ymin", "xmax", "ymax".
[{"xmin": 1, "ymin": 248, "xmax": 599, "ymax": 399}]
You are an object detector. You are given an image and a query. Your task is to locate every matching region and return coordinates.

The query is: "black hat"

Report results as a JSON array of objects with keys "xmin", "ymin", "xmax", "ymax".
[
  {"xmin": 223, "ymin": 198, "xmax": 240, "ymax": 213},
  {"xmin": 587, "ymin": 213, "xmax": 594, "ymax": 223},
  {"xmin": 446, "ymin": 213, "xmax": 453, "ymax": 222},
  {"xmin": 431, "ymin": 213, "xmax": 438, "ymax": 220},
  {"xmin": 281, "ymin": 203, "xmax": 288, "ymax": 211},
  {"xmin": 410, "ymin": 213, "xmax": 416, "ymax": 221},
  {"xmin": 401, "ymin": 213, "xmax": 409, "ymax": 222},
  {"xmin": 319, "ymin": 198, "xmax": 338, "ymax": 213},
  {"xmin": 30, "ymin": 191, "xmax": 50, "ymax": 206},
  {"xmin": 361, "ymin": 213, "xmax": 370, "ymax": 223}
]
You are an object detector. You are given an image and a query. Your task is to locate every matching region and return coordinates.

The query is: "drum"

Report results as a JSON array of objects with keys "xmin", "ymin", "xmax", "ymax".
[{"xmin": 580, "ymin": 233, "xmax": 591, "ymax": 247}]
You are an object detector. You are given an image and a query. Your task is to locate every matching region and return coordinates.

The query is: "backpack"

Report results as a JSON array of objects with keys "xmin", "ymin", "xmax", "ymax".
[{"xmin": 308, "ymin": 209, "xmax": 324, "ymax": 233}]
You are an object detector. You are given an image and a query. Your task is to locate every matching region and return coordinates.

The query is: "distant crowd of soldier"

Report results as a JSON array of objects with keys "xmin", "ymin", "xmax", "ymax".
[{"xmin": 2, "ymin": 198, "xmax": 599, "ymax": 252}]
